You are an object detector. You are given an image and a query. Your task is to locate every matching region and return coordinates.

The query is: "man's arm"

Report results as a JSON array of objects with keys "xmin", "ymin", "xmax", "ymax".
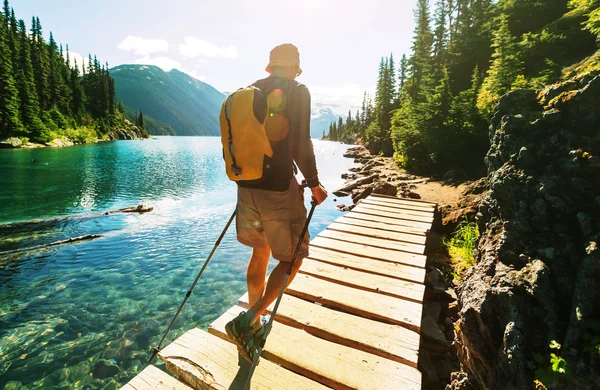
[{"xmin": 291, "ymin": 84, "xmax": 328, "ymax": 204}]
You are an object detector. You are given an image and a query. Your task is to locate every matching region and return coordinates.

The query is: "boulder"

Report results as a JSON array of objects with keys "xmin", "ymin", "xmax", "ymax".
[
  {"xmin": 450, "ymin": 72, "xmax": 600, "ymax": 390},
  {"xmin": 0, "ymin": 137, "xmax": 22, "ymax": 148},
  {"xmin": 46, "ymin": 139, "xmax": 74, "ymax": 147},
  {"xmin": 422, "ymin": 315, "xmax": 451, "ymax": 350},
  {"xmin": 372, "ymin": 181, "xmax": 397, "ymax": 196}
]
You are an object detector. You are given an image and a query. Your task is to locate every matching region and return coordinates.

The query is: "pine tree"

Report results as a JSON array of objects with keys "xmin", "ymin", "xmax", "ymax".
[
  {"xmin": 0, "ymin": 11, "xmax": 23, "ymax": 136},
  {"xmin": 137, "ymin": 111, "xmax": 146, "ymax": 130},
  {"xmin": 398, "ymin": 54, "xmax": 408, "ymax": 101},
  {"xmin": 406, "ymin": 0, "xmax": 434, "ymax": 104},
  {"xmin": 15, "ymin": 18, "xmax": 45, "ymax": 138},
  {"xmin": 31, "ymin": 16, "xmax": 50, "ymax": 111},
  {"xmin": 477, "ymin": 13, "xmax": 523, "ymax": 116},
  {"xmin": 432, "ymin": 0, "xmax": 449, "ymax": 82},
  {"xmin": 2, "ymin": 0, "xmax": 9, "ymax": 23}
]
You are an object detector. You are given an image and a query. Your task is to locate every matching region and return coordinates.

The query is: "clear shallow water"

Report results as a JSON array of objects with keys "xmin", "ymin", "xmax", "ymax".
[{"xmin": 0, "ymin": 137, "xmax": 355, "ymax": 389}]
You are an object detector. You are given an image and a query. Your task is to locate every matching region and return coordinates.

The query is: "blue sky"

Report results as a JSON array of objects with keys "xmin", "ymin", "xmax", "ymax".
[{"xmin": 11, "ymin": 0, "xmax": 418, "ymax": 114}]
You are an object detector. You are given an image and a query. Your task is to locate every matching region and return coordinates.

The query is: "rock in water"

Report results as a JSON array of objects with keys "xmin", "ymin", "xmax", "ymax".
[{"xmin": 451, "ymin": 71, "xmax": 600, "ymax": 390}]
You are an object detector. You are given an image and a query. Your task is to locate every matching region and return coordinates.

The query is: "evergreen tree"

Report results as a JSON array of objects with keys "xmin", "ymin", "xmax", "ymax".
[
  {"xmin": 406, "ymin": 0, "xmax": 434, "ymax": 104},
  {"xmin": 137, "ymin": 111, "xmax": 146, "ymax": 130},
  {"xmin": 477, "ymin": 13, "xmax": 524, "ymax": 116},
  {"xmin": 15, "ymin": 18, "xmax": 45, "ymax": 138},
  {"xmin": 0, "ymin": 11, "xmax": 22, "ymax": 136},
  {"xmin": 432, "ymin": 0, "xmax": 449, "ymax": 82},
  {"xmin": 398, "ymin": 54, "xmax": 408, "ymax": 101},
  {"xmin": 2, "ymin": 0, "xmax": 9, "ymax": 23},
  {"xmin": 31, "ymin": 16, "xmax": 50, "ymax": 111}
]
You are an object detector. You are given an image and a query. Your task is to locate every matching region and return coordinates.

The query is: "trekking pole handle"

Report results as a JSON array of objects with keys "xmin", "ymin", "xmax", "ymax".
[{"xmin": 300, "ymin": 179, "xmax": 319, "ymax": 207}]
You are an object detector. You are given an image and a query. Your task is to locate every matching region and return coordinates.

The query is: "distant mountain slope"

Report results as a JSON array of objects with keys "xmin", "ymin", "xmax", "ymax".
[
  {"xmin": 110, "ymin": 65, "xmax": 224, "ymax": 136},
  {"xmin": 122, "ymin": 106, "xmax": 176, "ymax": 136},
  {"xmin": 310, "ymin": 103, "xmax": 344, "ymax": 138}
]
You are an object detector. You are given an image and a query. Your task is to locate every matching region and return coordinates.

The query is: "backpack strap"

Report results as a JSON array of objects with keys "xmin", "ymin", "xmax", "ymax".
[
  {"xmin": 224, "ymin": 94, "xmax": 242, "ymax": 176},
  {"xmin": 287, "ymin": 80, "xmax": 299, "ymax": 176}
]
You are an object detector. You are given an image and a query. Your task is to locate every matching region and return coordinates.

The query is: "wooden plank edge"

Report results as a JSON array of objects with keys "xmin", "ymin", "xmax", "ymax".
[
  {"xmin": 306, "ymin": 254, "xmax": 425, "ymax": 285},
  {"xmin": 324, "ymin": 225, "xmax": 426, "ymax": 254},
  {"xmin": 371, "ymin": 193, "xmax": 438, "ymax": 206},
  {"xmin": 237, "ymin": 297, "xmax": 419, "ymax": 368},
  {"xmin": 351, "ymin": 208, "xmax": 434, "ymax": 228},
  {"xmin": 314, "ymin": 233, "xmax": 429, "ymax": 261},
  {"xmin": 359, "ymin": 199, "xmax": 436, "ymax": 215},
  {"xmin": 309, "ymin": 240, "xmax": 427, "ymax": 269},
  {"xmin": 298, "ymin": 267, "xmax": 424, "ymax": 304},
  {"xmin": 342, "ymin": 214, "xmax": 429, "ymax": 236},
  {"xmin": 345, "ymin": 212, "xmax": 432, "ymax": 232}
]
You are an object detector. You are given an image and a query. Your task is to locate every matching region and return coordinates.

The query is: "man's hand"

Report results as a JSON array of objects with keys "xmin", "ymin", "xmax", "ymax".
[{"xmin": 310, "ymin": 185, "xmax": 328, "ymax": 205}]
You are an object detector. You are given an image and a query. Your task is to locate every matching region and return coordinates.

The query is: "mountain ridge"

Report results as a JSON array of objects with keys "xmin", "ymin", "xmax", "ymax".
[{"xmin": 110, "ymin": 65, "xmax": 224, "ymax": 136}]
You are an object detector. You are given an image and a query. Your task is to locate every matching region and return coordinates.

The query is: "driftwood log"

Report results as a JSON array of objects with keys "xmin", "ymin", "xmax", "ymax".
[
  {"xmin": 333, "ymin": 174, "xmax": 379, "ymax": 197},
  {"xmin": 0, "ymin": 234, "xmax": 103, "ymax": 255}
]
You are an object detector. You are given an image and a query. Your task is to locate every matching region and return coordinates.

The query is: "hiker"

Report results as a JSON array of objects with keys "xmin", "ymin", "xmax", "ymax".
[{"xmin": 224, "ymin": 43, "xmax": 328, "ymax": 362}]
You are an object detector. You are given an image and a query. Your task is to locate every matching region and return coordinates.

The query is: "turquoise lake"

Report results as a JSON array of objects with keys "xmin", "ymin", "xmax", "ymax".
[{"xmin": 0, "ymin": 137, "xmax": 355, "ymax": 389}]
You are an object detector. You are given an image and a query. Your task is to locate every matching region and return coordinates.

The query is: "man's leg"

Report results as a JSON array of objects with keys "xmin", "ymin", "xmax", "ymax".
[
  {"xmin": 246, "ymin": 246, "xmax": 271, "ymax": 307},
  {"xmin": 246, "ymin": 258, "xmax": 303, "ymax": 326}
]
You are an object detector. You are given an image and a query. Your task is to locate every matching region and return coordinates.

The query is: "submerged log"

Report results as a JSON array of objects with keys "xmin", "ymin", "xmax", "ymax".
[
  {"xmin": 0, "ymin": 234, "xmax": 103, "ymax": 255},
  {"xmin": 105, "ymin": 204, "xmax": 153, "ymax": 214}
]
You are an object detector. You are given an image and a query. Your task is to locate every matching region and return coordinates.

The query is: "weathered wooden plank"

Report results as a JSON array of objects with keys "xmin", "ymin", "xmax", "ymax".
[
  {"xmin": 318, "ymin": 228, "xmax": 425, "ymax": 255},
  {"xmin": 122, "ymin": 365, "xmax": 193, "ymax": 390},
  {"xmin": 159, "ymin": 328, "xmax": 327, "ymax": 390},
  {"xmin": 328, "ymin": 221, "xmax": 426, "ymax": 249},
  {"xmin": 362, "ymin": 196, "xmax": 436, "ymax": 211},
  {"xmin": 237, "ymin": 293, "xmax": 421, "ymax": 368},
  {"xmin": 344, "ymin": 212, "xmax": 431, "ymax": 233},
  {"xmin": 361, "ymin": 196, "xmax": 435, "ymax": 213},
  {"xmin": 371, "ymin": 193, "xmax": 437, "ymax": 207},
  {"xmin": 209, "ymin": 305, "xmax": 422, "ymax": 390},
  {"xmin": 311, "ymin": 236, "xmax": 427, "ymax": 268},
  {"xmin": 357, "ymin": 203, "xmax": 435, "ymax": 222},
  {"xmin": 300, "ymin": 258, "xmax": 425, "ymax": 302},
  {"xmin": 336, "ymin": 215, "xmax": 428, "ymax": 238},
  {"xmin": 286, "ymin": 273, "xmax": 423, "ymax": 331},
  {"xmin": 360, "ymin": 198, "xmax": 436, "ymax": 216},
  {"xmin": 308, "ymin": 246, "xmax": 426, "ymax": 284},
  {"xmin": 352, "ymin": 205, "xmax": 434, "ymax": 227}
]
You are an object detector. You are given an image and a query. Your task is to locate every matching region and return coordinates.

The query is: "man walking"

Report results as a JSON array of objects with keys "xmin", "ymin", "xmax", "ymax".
[{"xmin": 225, "ymin": 43, "xmax": 328, "ymax": 362}]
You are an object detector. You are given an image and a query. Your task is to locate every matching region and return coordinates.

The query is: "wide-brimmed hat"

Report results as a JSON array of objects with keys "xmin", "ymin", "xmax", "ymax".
[{"xmin": 265, "ymin": 43, "xmax": 302, "ymax": 75}]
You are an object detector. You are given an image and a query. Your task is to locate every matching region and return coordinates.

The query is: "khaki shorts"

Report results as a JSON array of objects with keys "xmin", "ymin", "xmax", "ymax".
[{"xmin": 236, "ymin": 178, "xmax": 309, "ymax": 262}]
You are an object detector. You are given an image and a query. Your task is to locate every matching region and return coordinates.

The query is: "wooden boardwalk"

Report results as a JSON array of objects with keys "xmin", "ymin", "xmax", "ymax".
[{"xmin": 122, "ymin": 194, "xmax": 437, "ymax": 390}]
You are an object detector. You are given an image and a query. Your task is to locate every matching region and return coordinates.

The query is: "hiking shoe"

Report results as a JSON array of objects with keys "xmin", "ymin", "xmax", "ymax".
[{"xmin": 225, "ymin": 311, "xmax": 261, "ymax": 363}]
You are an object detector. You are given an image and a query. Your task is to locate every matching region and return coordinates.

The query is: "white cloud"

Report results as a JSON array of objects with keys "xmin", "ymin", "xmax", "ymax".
[
  {"xmin": 310, "ymin": 84, "xmax": 374, "ymax": 116},
  {"xmin": 179, "ymin": 37, "xmax": 237, "ymax": 59},
  {"xmin": 118, "ymin": 36, "xmax": 169, "ymax": 56},
  {"xmin": 63, "ymin": 51, "xmax": 86, "ymax": 70},
  {"xmin": 188, "ymin": 71, "xmax": 206, "ymax": 82},
  {"xmin": 134, "ymin": 56, "xmax": 184, "ymax": 72}
]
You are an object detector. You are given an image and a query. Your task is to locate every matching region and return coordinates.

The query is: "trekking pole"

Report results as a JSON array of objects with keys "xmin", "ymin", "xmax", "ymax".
[
  {"xmin": 242, "ymin": 195, "xmax": 318, "ymax": 390},
  {"xmin": 148, "ymin": 208, "xmax": 237, "ymax": 365}
]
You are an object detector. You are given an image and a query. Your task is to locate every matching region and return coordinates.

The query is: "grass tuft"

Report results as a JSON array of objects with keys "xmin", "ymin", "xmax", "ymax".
[{"xmin": 444, "ymin": 218, "xmax": 480, "ymax": 279}]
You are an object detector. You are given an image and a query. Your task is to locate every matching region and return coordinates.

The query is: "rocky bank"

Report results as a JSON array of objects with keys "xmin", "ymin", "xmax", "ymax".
[
  {"xmin": 449, "ymin": 72, "xmax": 600, "ymax": 389},
  {"xmin": 0, "ymin": 119, "xmax": 148, "ymax": 149}
]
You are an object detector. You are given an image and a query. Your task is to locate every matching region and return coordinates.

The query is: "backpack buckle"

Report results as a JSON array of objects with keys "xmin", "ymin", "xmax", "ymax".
[{"xmin": 231, "ymin": 164, "xmax": 243, "ymax": 175}]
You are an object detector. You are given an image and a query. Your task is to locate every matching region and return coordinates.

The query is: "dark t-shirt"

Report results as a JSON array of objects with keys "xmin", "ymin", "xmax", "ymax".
[{"xmin": 236, "ymin": 75, "xmax": 319, "ymax": 192}]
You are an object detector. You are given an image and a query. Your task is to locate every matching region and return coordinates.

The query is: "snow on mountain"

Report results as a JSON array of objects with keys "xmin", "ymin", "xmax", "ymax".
[{"xmin": 310, "ymin": 103, "xmax": 345, "ymax": 139}]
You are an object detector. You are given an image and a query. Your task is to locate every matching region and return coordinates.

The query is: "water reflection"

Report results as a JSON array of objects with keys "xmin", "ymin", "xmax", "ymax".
[{"xmin": 0, "ymin": 137, "xmax": 356, "ymax": 389}]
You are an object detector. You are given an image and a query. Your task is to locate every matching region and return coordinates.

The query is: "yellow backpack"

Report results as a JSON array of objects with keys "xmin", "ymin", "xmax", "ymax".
[{"xmin": 219, "ymin": 87, "xmax": 273, "ymax": 181}]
